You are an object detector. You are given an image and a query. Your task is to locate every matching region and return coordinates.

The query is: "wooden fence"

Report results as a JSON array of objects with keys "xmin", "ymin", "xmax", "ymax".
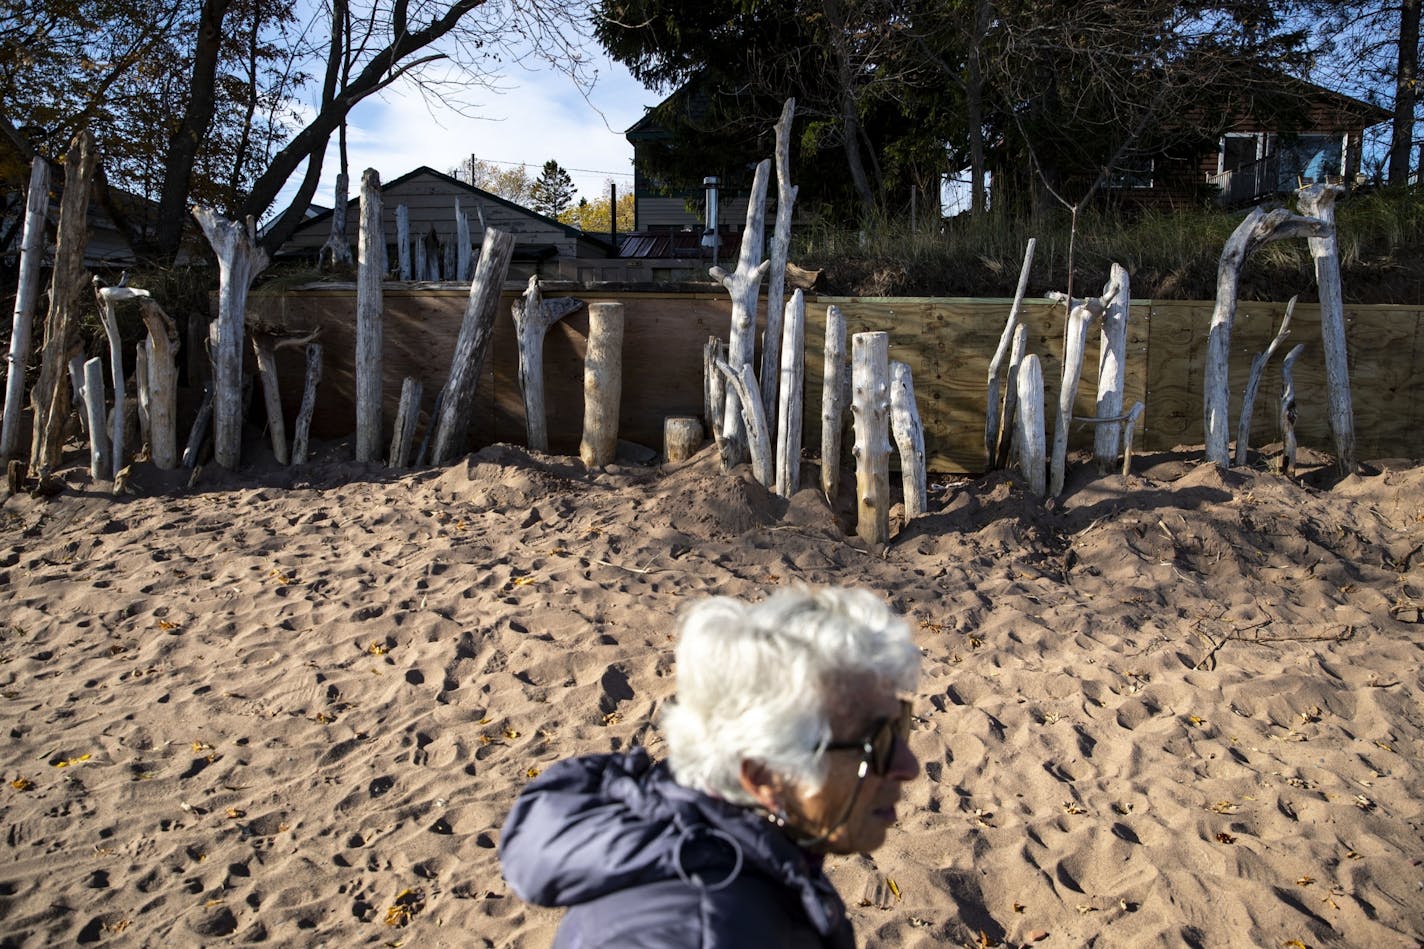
[{"xmin": 242, "ymin": 287, "xmax": 1424, "ymax": 472}]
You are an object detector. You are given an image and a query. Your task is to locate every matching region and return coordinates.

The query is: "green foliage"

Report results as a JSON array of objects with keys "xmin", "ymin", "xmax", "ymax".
[{"xmin": 530, "ymin": 160, "xmax": 576, "ymax": 218}]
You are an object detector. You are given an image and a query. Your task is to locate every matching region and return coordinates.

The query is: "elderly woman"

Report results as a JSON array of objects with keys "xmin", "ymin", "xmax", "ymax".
[{"xmin": 499, "ymin": 585, "xmax": 921, "ymax": 947}]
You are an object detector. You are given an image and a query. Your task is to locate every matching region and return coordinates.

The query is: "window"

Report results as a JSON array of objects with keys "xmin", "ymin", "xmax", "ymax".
[{"xmin": 1108, "ymin": 156, "xmax": 1155, "ymax": 189}]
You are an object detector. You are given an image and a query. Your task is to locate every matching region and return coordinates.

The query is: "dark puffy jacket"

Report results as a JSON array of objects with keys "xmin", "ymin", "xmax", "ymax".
[{"xmin": 499, "ymin": 748, "xmax": 855, "ymax": 949}]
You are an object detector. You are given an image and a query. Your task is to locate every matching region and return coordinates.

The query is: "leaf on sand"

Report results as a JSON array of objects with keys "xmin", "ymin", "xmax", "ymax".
[
  {"xmin": 11, "ymin": 776, "xmax": 33, "ymax": 790},
  {"xmin": 225, "ymin": 807, "xmax": 246, "ymax": 819},
  {"xmin": 525, "ymin": 767, "xmax": 541, "ymax": 779},
  {"xmin": 51, "ymin": 753, "xmax": 91, "ymax": 768},
  {"xmin": 1296, "ymin": 876, "xmax": 1314, "ymax": 886},
  {"xmin": 384, "ymin": 888, "xmax": 425, "ymax": 927},
  {"xmin": 1216, "ymin": 832, "xmax": 1238, "ymax": 844},
  {"xmin": 510, "ymin": 575, "xmax": 537, "ymax": 587},
  {"xmin": 1062, "ymin": 801, "xmax": 1086, "ymax": 815},
  {"xmin": 886, "ymin": 877, "xmax": 901, "ymax": 900},
  {"xmin": 1282, "ymin": 940, "xmax": 1310, "ymax": 949},
  {"xmin": 367, "ymin": 642, "xmax": 389, "ymax": 656},
  {"xmin": 1210, "ymin": 800, "xmax": 1237, "ymax": 814}
]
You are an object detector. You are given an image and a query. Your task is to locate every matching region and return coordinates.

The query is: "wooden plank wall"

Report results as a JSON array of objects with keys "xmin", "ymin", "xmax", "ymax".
[{"xmin": 242, "ymin": 288, "xmax": 1423, "ymax": 471}]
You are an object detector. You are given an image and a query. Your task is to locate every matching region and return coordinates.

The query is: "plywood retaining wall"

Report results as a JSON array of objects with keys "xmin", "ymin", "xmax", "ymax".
[{"xmin": 242, "ymin": 286, "xmax": 1424, "ymax": 473}]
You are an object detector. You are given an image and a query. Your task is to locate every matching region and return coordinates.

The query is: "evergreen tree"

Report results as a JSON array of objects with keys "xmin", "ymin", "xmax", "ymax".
[{"xmin": 530, "ymin": 160, "xmax": 576, "ymax": 217}]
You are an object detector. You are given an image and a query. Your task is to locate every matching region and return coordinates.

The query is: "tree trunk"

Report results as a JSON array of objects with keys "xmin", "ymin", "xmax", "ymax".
[
  {"xmin": 1236, "ymin": 296, "xmax": 1296, "ymax": 467},
  {"xmin": 251, "ymin": 334, "xmax": 288, "ymax": 464},
  {"xmin": 1391, "ymin": 0, "xmax": 1420, "ymax": 187},
  {"xmin": 396, "ymin": 204, "xmax": 412, "ymax": 280},
  {"xmin": 193, "ymin": 207, "xmax": 269, "ymax": 469},
  {"xmin": 774, "ymin": 288, "xmax": 806, "ymax": 498},
  {"xmin": 512, "ymin": 275, "xmax": 583, "ymax": 452},
  {"xmin": 1, "ymin": 157, "xmax": 48, "ymax": 462},
  {"xmin": 1203, "ymin": 206, "xmax": 1321, "ymax": 466},
  {"xmin": 710, "ymin": 158, "xmax": 771, "ymax": 469},
  {"xmin": 30, "ymin": 131, "xmax": 97, "ymax": 475},
  {"xmin": 319, "ymin": 171, "xmax": 353, "ymax": 268},
  {"xmin": 851, "ymin": 331, "xmax": 891, "ymax": 546},
  {"xmin": 890, "ymin": 360, "xmax": 927, "ymax": 519},
  {"xmin": 355, "ymin": 168, "xmax": 384, "ymax": 462},
  {"xmin": 664, "ymin": 416, "xmax": 702, "ymax": 463},
  {"xmin": 821, "ymin": 303, "xmax": 848, "ymax": 505},
  {"xmin": 432, "ymin": 227, "xmax": 514, "ymax": 465},
  {"xmin": 389, "ymin": 376, "xmax": 423, "ymax": 468},
  {"xmin": 1093, "ymin": 263, "xmax": 1130, "ymax": 472},
  {"xmin": 1050, "ymin": 298, "xmax": 1103, "ymax": 496},
  {"xmin": 82, "ymin": 358, "xmax": 109, "ymax": 480},
  {"xmin": 716, "ymin": 358, "xmax": 773, "ymax": 486},
  {"xmin": 1297, "ymin": 183, "xmax": 1354, "ymax": 473},
  {"xmin": 580, "ymin": 302, "xmax": 625, "ymax": 469},
  {"xmin": 986, "ymin": 238, "xmax": 1036, "ymax": 469},
  {"xmin": 292, "ymin": 343, "xmax": 323, "ymax": 465},
  {"xmin": 1016, "ymin": 353, "xmax": 1046, "ymax": 496},
  {"xmin": 760, "ymin": 97, "xmax": 799, "ymax": 438}
]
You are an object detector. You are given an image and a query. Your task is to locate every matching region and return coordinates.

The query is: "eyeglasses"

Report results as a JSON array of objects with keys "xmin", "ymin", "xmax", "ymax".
[{"xmin": 824, "ymin": 699, "xmax": 913, "ymax": 777}]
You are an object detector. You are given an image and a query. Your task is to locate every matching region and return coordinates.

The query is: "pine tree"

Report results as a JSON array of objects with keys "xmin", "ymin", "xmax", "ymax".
[{"xmin": 530, "ymin": 160, "xmax": 576, "ymax": 217}]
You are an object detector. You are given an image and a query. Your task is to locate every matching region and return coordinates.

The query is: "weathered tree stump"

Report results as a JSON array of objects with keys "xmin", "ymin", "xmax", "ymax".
[
  {"xmin": 760, "ymin": 97, "xmax": 799, "ymax": 440},
  {"xmin": 1094, "ymin": 263, "xmax": 1130, "ymax": 472},
  {"xmin": 1203, "ymin": 206, "xmax": 1321, "ymax": 466},
  {"xmin": 821, "ymin": 303, "xmax": 848, "ymax": 505},
  {"xmin": 30, "ymin": 131, "xmax": 97, "ymax": 475},
  {"xmin": 94, "ymin": 280, "xmax": 147, "ymax": 480},
  {"xmin": 716, "ymin": 358, "xmax": 773, "ymax": 486},
  {"xmin": 996, "ymin": 323, "xmax": 1030, "ymax": 469},
  {"xmin": 580, "ymin": 302, "xmax": 626, "ymax": 469},
  {"xmin": 135, "ymin": 341, "xmax": 150, "ymax": 457},
  {"xmin": 773, "ymin": 288, "xmax": 806, "ymax": 498},
  {"xmin": 664, "ymin": 416, "xmax": 703, "ymax": 463},
  {"xmin": 456, "ymin": 199, "xmax": 473, "ymax": 282},
  {"xmin": 251, "ymin": 333, "xmax": 289, "ymax": 464},
  {"xmin": 1050, "ymin": 295, "xmax": 1106, "ymax": 496},
  {"xmin": 432, "ymin": 227, "xmax": 515, "ymax": 464},
  {"xmin": 1236, "ymin": 295, "xmax": 1297, "ymax": 466},
  {"xmin": 355, "ymin": 168, "xmax": 385, "ymax": 463},
  {"xmin": 193, "ymin": 207, "xmax": 270, "ymax": 470},
  {"xmin": 396, "ymin": 204, "xmax": 412, "ymax": 280},
  {"xmin": 1121, "ymin": 401, "xmax": 1146, "ymax": 477},
  {"xmin": 390, "ymin": 377, "xmax": 423, "ymax": 468},
  {"xmin": 67, "ymin": 355, "xmax": 88, "ymax": 438},
  {"xmin": 512, "ymin": 275, "xmax": 583, "ymax": 453},
  {"xmin": 987, "ymin": 237, "xmax": 1036, "ymax": 469},
  {"xmin": 1016, "ymin": 353, "xmax": 1047, "ymax": 496},
  {"xmin": 1, "ymin": 157, "xmax": 49, "ymax": 463},
  {"xmin": 710, "ymin": 158, "xmax": 771, "ymax": 469},
  {"xmin": 1280, "ymin": 343, "xmax": 1306, "ymax": 477},
  {"xmin": 136, "ymin": 298, "xmax": 180, "ymax": 469},
  {"xmin": 851, "ymin": 331, "xmax": 891, "ymax": 546},
  {"xmin": 82, "ymin": 357, "xmax": 109, "ymax": 480},
  {"xmin": 319, "ymin": 171, "xmax": 353, "ymax": 268},
  {"xmin": 1297, "ymin": 183, "xmax": 1354, "ymax": 473},
  {"xmin": 890, "ymin": 360, "xmax": 927, "ymax": 519},
  {"xmin": 291, "ymin": 343, "xmax": 324, "ymax": 465}
]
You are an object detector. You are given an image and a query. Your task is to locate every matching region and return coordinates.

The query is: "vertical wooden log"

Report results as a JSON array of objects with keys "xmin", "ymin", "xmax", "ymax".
[
  {"xmin": 1280, "ymin": 343, "xmax": 1306, "ymax": 478},
  {"xmin": 414, "ymin": 386, "xmax": 443, "ymax": 468},
  {"xmin": 389, "ymin": 377, "xmax": 423, "ymax": 468},
  {"xmin": 291, "ymin": 343, "xmax": 323, "ymax": 465},
  {"xmin": 1203, "ymin": 207, "xmax": 1321, "ymax": 466},
  {"xmin": 773, "ymin": 288, "xmax": 806, "ymax": 498},
  {"xmin": 710, "ymin": 158, "xmax": 772, "ymax": 468},
  {"xmin": 1, "ymin": 157, "xmax": 49, "ymax": 462},
  {"xmin": 1016, "ymin": 354, "xmax": 1047, "ymax": 496},
  {"xmin": 986, "ymin": 237, "xmax": 1036, "ymax": 469},
  {"xmin": 432, "ymin": 227, "xmax": 515, "ymax": 465},
  {"xmin": 193, "ymin": 207, "xmax": 269, "ymax": 470},
  {"xmin": 355, "ymin": 168, "xmax": 385, "ymax": 462},
  {"xmin": 996, "ymin": 323, "xmax": 1029, "ymax": 468},
  {"xmin": 821, "ymin": 304, "xmax": 848, "ymax": 504},
  {"xmin": 890, "ymin": 360, "xmax": 927, "ymax": 519},
  {"xmin": 851, "ymin": 331, "xmax": 891, "ymax": 546},
  {"xmin": 319, "ymin": 171, "xmax": 353, "ymax": 268},
  {"xmin": 1121, "ymin": 401, "xmax": 1146, "ymax": 478},
  {"xmin": 1236, "ymin": 295, "xmax": 1296, "ymax": 466},
  {"xmin": 1094, "ymin": 262, "xmax": 1130, "ymax": 472},
  {"xmin": 136, "ymin": 298, "xmax": 180, "ymax": 469},
  {"xmin": 760, "ymin": 97, "xmax": 798, "ymax": 438},
  {"xmin": 413, "ymin": 233, "xmax": 427, "ymax": 283},
  {"xmin": 94, "ymin": 281, "xmax": 128, "ymax": 479},
  {"xmin": 1050, "ymin": 299, "xmax": 1103, "ymax": 496},
  {"xmin": 182, "ymin": 384, "xmax": 214, "ymax": 469},
  {"xmin": 704, "ymin": 336, "xmax": 724, "ymax": 434},
  {"xmin": 68, "ymin": 355, "xmax": 88, "ymax": 438},
  {"xmin": 456, "ymin": 200, "xmax": 472, "ymax": 282},
  {"xmin": 442, "ymin": 239, "xmax": 456, "ymax": 282},
  {"xmin": 30, "ymin": 131, "xmax": 97, "ymax": 474},
  {"xmin": 82, "ymin": 357, "xmax": 109, "ymax": 480},
  {"xmin": 512, "ymin": 275, "xmax": 583, "ymax": 452},
  {"xmin": 580, "ymin": 302, "xmax": 625, "ymax": 469},
  {"xmin": 134, "ymin": 340, "xmax": 151, "ymax": 458},
  {"xmin": 664, "ymin": 416, "xmax": 703, "ymax": 463},
  {"xmin": 396, "ymin": 204, "xmax": 412, "ymax": 280},
  {"xmin": 716, "ymin": 359, "xmax": 773, "ymax": 486},
  {"xmin": 251, "ymin": 334, "xmax": 288, "ymax": 464},
  {"xmin": 1297, "ymin": 183, "xmax": 1354, "ymax": 473}
]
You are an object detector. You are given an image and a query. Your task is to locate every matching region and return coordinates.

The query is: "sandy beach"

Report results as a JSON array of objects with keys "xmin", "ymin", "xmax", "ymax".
[{"xmin": 2, "ymin": 441, "xmax": 1422, "ymax": 947}]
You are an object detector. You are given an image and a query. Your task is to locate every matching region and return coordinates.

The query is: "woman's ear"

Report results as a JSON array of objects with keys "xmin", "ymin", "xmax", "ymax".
[{"xmin": 738, "ymin": 759, "xmax": 782, "ymax": 810}]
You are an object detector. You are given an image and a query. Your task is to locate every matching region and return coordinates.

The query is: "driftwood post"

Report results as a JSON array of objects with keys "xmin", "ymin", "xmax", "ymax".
[
  {"xmin": 773, "ymin": 288, "xmax": 806, "ymax": 498},
  {"xmin": 182, "ymin": 384, "xmax": 213, "ymax": 468},
  {"xmin": 1121, "ymin": 402, "xmax": 1146, "ymax": 477},
  {"xmin": 134, "ymin": 341, "xmax": 150, "ymax": 457},
  {"xmin": 1297, "ymin": 183, "xmax": 1354, "ymax": 473},
  {"xmin": 715, "ymin": 358, "xmax": 773, "ymax": 486},
  {"xmin": 319, "ymin": 171, "xmax": 353, "ymax": 268},
  {"xmin": 68, "ymin": 356, "xmax": 88, "ymax": 438},
  {"xmin": 710, "ymin": 159, "xmax": 772, "ymax": 469},
  {"xmin": 432, "ymin": 227, "xmax": 515, "ymax": 465},
  {"xmin": 250, "ymin": 333, "xmax": 289, "ymax": 464},
  {"xmin": 413, "ymin": 234, "xmax": 427, "ymax": 283},
  {"xmin": 986, "ymin": 237, "xmax": 1036, "ymax": 469},
  {"xmin": 30, "ymin": 131, "xmax": 98, "ymax": 476},
  {"xmin": 456, "ymin": 200, "xmax": 473, "ymax": 283},
  {"xmin": 355, "ymin": 168, "xmax": 385, "ymax": 463},
  {"xmin": 1049, "ymin": 295, "xmax": 1106, "ymax": 496},
  {"xmin": 193, "ymin": 207, "xmax": 269, "ymax": 470},
  {"xmin": 890, "ymin": 360, "xmax": 927, "ymax": 519},
  {"xmin": 1, "ymin": 157, "xmax": 49, "ymax": 463},
  {"xmin": 704, "ymin": 337, "xmax": 728, "ymax": 460},
  {"xmin": 851, "ymin": 331, "xmax": 892, "ymax": 546},
  {"xmin": 760, "ymin": 97, "xmax": 798, "ymax": 439},
  {"xmin": 1280, "ymin": 344, "xmax": 1306, "ymax": 477},
  {"xmin": 82, "ymin": 358, "xmax": 109, "ymax": 480},
  {"xmin": 136, "ymin": 298, "xmax": 180, "ymax": 468},
  {"xmin": 390, "ymin": 377, "xmax": 423, "ymax": 468},
  {"xmin": 396, "ymin": 204, "xmax": 412, "ymax": 280},
  {"xmin": 1203, "ymin": 206, "xmax": 1321, "ymax": 466},
  {"xmin": 1016, "ymin": 354, "xmax": 1047, "ymax": 495},
  {"xmin": 664, "ymin": 416, "xmax": 702, "ymax": 463},
  {"xmin": 580, "ymin": 302, "xmax": 625, "ymax": 468},
  {"xmin": 512, "ymin": 275, "xmax": 583, "ymax": 452},
  {"xmin": 1236, "ymin": 296, "xmax": 1297, "ymax": 466},
  {"xmin": 94, "ymin": 280, "xmax": 147, "ymax": 479},
  {"xmin": 821, "ymin": 304, "xmax": 848, "ymax": 504},
  {"xmin": 291, "ymin": 343, "xmax": 323, "ymax": 465},
  {"xmin": 998, "ymin": 323, "xmax": 1030, "ymax": 468},
  {"xmin": 1094, "ymin": 263, "xmax": 1130, "ymax": 472}
]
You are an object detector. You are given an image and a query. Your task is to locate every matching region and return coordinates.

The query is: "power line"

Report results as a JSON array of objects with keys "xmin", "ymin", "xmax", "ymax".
[{"xmin": 465, "ymin": 156, "xmax": 634, "ymax": 181}]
